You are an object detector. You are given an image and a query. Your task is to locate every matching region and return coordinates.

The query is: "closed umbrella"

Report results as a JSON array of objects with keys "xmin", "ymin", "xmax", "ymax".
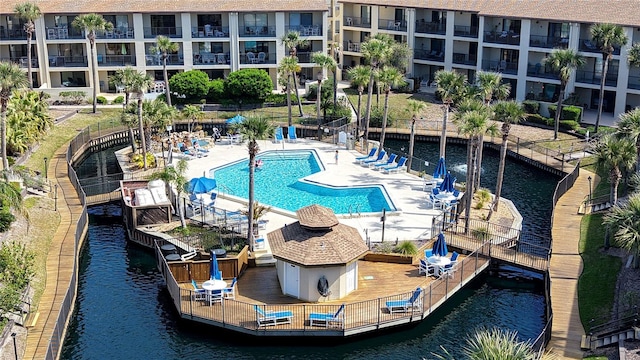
[
  {"xmin": 433, "ymin": 157, "xmax": 446, "ymax": 179},
  {"xmin": 188, "ymin": 177, "xmax": 217, "ymax": 194},
  {"xmin": 226, "ymin": 114, "xmax": 245, "ymax": 124},
  {"xmin": 439, "ymin": 172, "xmax": 456, "ymax": 193},
  {"xmin": 434, "ymin": 233, "xmax": 448, "ymax": 257},
  {"xmin": 209, "ymin": 250, "xmax": 220, "ymax": 280}
]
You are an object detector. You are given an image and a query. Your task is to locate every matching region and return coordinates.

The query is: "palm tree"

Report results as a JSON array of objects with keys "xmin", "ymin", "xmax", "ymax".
[
  {"xmin": 434, "ymin": 70, "xmax": 466, "ymax": 158},
  {"xmin": 278, "ymin": 56, "xmax": 300, "ymax": 127},
  {"xmin": 544, "ymin": 49, "xmax": 586, "ymax": 140},
  {"xmin": 280, "ymin": 31, "xmax": 307, "ymax": 117},
  {"xmin": 405, "ymin": 99, "xmax": 427, "ymax": 172},
  {"xmin": 0, "ymin": 62, "xmax": 28, "ymax": 170},
  {"xmin": 603, "ymin": 194, "xmax": 640, "ymax": 268},
  {"xmin": 127, "ymin": 71, "xmax": 154, "ymax": 169},
  {"xmin": 489, "ymin": 101, "xmax": 526, "ymax": 217},
  {"xmin": 628, "ymin": 43, "xmax": 640, "ymax": 68},
  {"xmin": 377, "ymin": 66, "xmax": 404, "ymax": 153},
  {"xmin": 347, "ymin": 65, "xmax": 370, "ymax": 140},
  {"xmin": 7, "ymin": 90, "xmax": 51, "ymax": 155},
  {"xmin": 311, "ymin": 52, "xmax": 337, "ymax": 139},
  {"xmin": 148, "ymin": 159, "xmax": 189, "ymax": 228},
  {"xmin": 236, "ymin": 117, "xmax": 274, "ymax": 251},
  {"xmin": 139, "ymin": 99, "xmax": 176, "ymax": 151},
  {"xmin": 593, "ymin": 134, "xmax": 637, "ymax": 205},
  {"xmin": 72, "ymin": 14, "xmax": 113, "ymax": 114},
  {"xmin": 119, "ymin": 109, "xmax": 138, "ymax": 153},
  {"xmin": 181, "ymin": 104, "xmax": 204, "ymax": 133},
  {"xmin": 14, "ymin": 2, "xmax": 41, "ymax": 90},
  {"xmin": 591, "ymin": 23, "xmax": 628, "ymax": 133},
  {"xmin": 150, "ymin": 36, "xmax": 179, "ymax": 106},
  {"xmin": 361, "ymin": 34, "xmax": 393, "ymax": 152},
  {"xmin": 110, "ymin": 66, "xmax": 137, "ymax": 106},
  {"xmin": 618, "ymin": 108, "xmax": 640, "ymax": 173}
]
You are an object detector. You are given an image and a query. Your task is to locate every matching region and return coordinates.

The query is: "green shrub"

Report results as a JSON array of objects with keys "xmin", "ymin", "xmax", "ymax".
[
  {"xmin": 59, "ymin": 91, "xmax": 86, "ymax": 105},
  {"xmin": 224, "ymin": 68, "xmax": 273, "ymax": 102},
  {"xmin": 0, "ymin": 212, "xmax": 15, "ymax": 233},
  {"xmin": 559, "ymin": 120, "xmax": 580, "ymax": 131},
  {"xmin": 326, "ymin": 103, "xmax": 352, "ymax": 119},
  {"xmin": 112, "ymin": 95, "xmax": 125, "ymax": 104},
  {"xmin": 96, "ymin": 96, "xmax": 108, "ymax": 104},
  {"xmin": 394, "ymin": 241, "xmax": 418, "ymax": 255},
  {"xmin": 475, "ymin": 188, "xmax": 492, "ymax": 209},
  {"xmin": 375, "ymin": 242, "xmax": 394, "ymax": 254},
  {"xmin": 471, "ymin": 227, "xmax": 490, "ymax": 241},
  {"xmin": 524, "ymin": 113, "xmax": 548, "ymax": 126},
  {"xmin": 265, "ymin": 93, "xmax": 299, "ymax": 105},
  {"xmin": 522, "ymin": 100, "xmax": 539, "ymax": 114},
  {"xmin": 0, "ymin": 241, "xmax": 35, "ymax": 290},
  {"xmin": 548, "ymin": 105, "xmax": 582, "ymax": 122},
  {"xmin": 168, "ymin": 70, "xmax": 210, "ymax": 103},
  {"xmin": 367, "ymin": 105, "xmax": 396, "ymax": 128},
  {"xmin": 207, "ymin": 79, "xmax": 225, "ymax": 102},
  {"xmin": 130, "ymin": 153, "xmax": 157, "ymax": 169}
]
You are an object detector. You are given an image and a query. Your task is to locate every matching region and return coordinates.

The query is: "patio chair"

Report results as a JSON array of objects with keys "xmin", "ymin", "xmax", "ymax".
[
  {"xmin": 181, "ymin": 250, "xmax": 197, "ymax": 261},
  {"xmin": 425, "ymin": 249, "xmax": 433, "ymax": 258},
  {"xmin": 432, "ymin": 188, "xmax": 440, "ymax": 195},
  {"xmin": 191, "ymin": 280, "xmax": 207, "ymax": 302},
  {"xmin": 418, "ymin": 259, "xmax": 434, "ymax": 275},
  {"xmin": 372, "ymin": 153, "xmax": 397, "ymax": 169},
  {"xmin": 254, "ymin": 305, "xmax": 293, "ymax": 327},
  {"xmin": 223, "ymin": 277, "xmax": 237, "ymax": 300},
  {"xmin": 385, "ymin": 287, "xmax": 423, "ymax": 314},
  {"xmin": 428, "ymin": 193, "xmax": 442, "ymax": 210},
  {"xmin": 382, "ymin": 157, "xmax": 407, "ymax": 173},
  {"xmin": 453, "ymin": 189, "xmax": 461, "ymax": 198},
  {"xmin": 287, "ymin": 126, "xmax": 298, "ymax": 142},
  {"xmin": 246, "ymin": 52, "xmax": 257, "ymax": 64},
  {"xmin": 309, "ymin": 304, "xmax": 345, "ymax": 328},
  {"xmin": 361, "ymin": 150, "xmax": 386, "ymax": 166},
  {"xmin": 274, "ymin": 127, "xmax": 284, "ymax": 143},
  {"xmin": 257, "ymin": 52, "xmax": 266, "ymax": 64},
  {"xmin": 355, "ymin": 148, "xmax": 377, "ymax": 163}
]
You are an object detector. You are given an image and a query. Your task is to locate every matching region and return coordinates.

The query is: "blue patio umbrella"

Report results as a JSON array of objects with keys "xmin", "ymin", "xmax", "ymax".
[
  {"xmin": 439, "ymin": 172, "xmax": 456, "ymax": 193},
  {"xmin": 188, "ymin": 177, "xmax": 217, "ymax": 194},
  {"xmin": 434, "ymin": 233, "xmax": 448, "ymax": 257},
  {"xmin": 433, "ymin": 157, "xmax": 447, "ymax": 179},
  {"xmin": 226, "ymin": 114, "xmax": 245, "ymax": 124},
  {"xmin": 209, "ymin": 250, "xmax": 220, "ymax": 280}
]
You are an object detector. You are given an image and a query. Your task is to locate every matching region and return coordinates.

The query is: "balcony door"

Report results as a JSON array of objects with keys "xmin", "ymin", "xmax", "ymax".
[{"xmin": 150, "ymin": 15, "xmax": 176, "ymax": 36}]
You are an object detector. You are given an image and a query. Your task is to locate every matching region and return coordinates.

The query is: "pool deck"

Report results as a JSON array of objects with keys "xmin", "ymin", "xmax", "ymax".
[{"xmin": 180, "ymin": 138, "xmax": 443, "ymax": 245}]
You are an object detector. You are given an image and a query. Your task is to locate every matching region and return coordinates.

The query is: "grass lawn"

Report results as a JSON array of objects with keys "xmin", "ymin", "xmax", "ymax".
[
  {"xmin": 211, "ymin": 105, "xmax": 318, "ymax": 125},
  {"xmin": 578, "ymin": 212, "xmax": 622, "ymax": 329}
]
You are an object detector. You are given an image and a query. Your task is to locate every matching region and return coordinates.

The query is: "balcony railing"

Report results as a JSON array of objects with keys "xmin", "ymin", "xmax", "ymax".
[
  {"xmin": 415, "ymin": 21, "xmax": 446, "ymax": 35},
  {"xmin": 484, "ymin": 31, "xmax": 521, "ymax": 45},
  {"xmin": 452, "ymin": 53, "xmax": 476, "ymax": 66},
  {"xmin": 48, "ymin": 55, "xmax": 88, "ymax": 67},
  {"xmin": 453, "ymin": 25, "xmax": 478, "ymax": 38},
  {"xmin": 482, "ymin": 60, "xmax": 518, "ymax": 74},
  {"xmin": 238, "ymin": 26, "xmax": 276, "ymax": 37},
  {"xmin": 1, "ymin": 57, "xmax": 38, "ymax": 68},
  {"xmin": 192, "ymin": 26, "xmax": 229, "ymax": 38},
  {"xmin": 143, "ymin": 27, "xmax": 182, "ymax": 39},
  {"xmin": 0, "ymin": 26, "xmax": 34, "ymax": 40},
  {"xmin": 414, "ymin": 49, "xmax": 444, "ymax": 62},
  {"xmin": 193, "ymin": 52, "xmax": 229, "ymax": 65},
  {"xmin": 145, "ymin": 53, "xmax": 184, "ymax": 66},
  {"xmin": 97, "ymin": 54, "xmax": 136, "ymax": 66},
  {"xmin": 46, "ymin": 27, "xmax": 85, "ymax": 40},
  {"xmin": 575, "ymin": 70, "xmax": 618, "ymax": 86},
  {"xmin": 579, "ymin": 38, "xmax": 621, "ymax": 55},
  {"xmin": 95, "ymin": 27, "xmax": 134, "ymax": 39},
  {"xmin": 239, "ymin": 52, "xmax": 276, "ymax": 65},
  {"xmin": 284, "ymin": 25, "xmax": 323, "ymax": 36},
  {"xmin": 529, "ymin": 35, "xmax": 569, "ymax": 49},
  {"xmin": 628, "ymin": 75, "xmax": 640, "ymax": 90},
  {"xmin": 343, "ymin": 41, "xmax": 361, "ymax": 53},
  {"xmin": 296, "ymin": 52, "xmax": 314, "ymax": 63},
  {"xmin": 378, "ymin": 19, "xmax": 406, "ymax": 32},
  {"xmin": 343, "ymin": 16, "xmax": 371, "ymax": 28},
  {"xmin": 526, "ymin": 64, "xmax": 559, "ymax": 79}
]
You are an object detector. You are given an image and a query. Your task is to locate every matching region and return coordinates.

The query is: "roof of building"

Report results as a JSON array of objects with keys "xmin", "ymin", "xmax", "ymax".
[
  {"xmin": 339, "ymin": 0, "xmax": 640, "ymax": 27},
  {"xmin": 0, "ymin": 0, "xmax": 327, "ymax": 14},
  {"xmin": 297, "ymin": 204, "xmax": 339, "ymax": 229},
  {"xmin": 268, "ymin": 206, "xmax": 369, "ymax": 267}
]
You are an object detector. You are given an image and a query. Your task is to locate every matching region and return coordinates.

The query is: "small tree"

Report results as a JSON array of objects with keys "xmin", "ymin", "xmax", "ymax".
[
  {"xmin": 168, "ymin": 70, "xmax": 210, "ymax": 103},
  {"xmin": 149, "ymin": 159, "xmax": 189, "ymax": 228},
  {"xmin": 182, "ymin": 104, "xmax": 204, "ymax": 133},
  {"xmin": 14, "ymin": 2, "xmax": 41, "ymax": 90},
  {"xmin": 604, "ymin": 194, "xmax": 640, "ymax": 268},
  {"xmin": 224, "ymin": 69, "xmax": 273, "ymax": 103},
  {"xmin": 150, "ymin": 36, "xmax": 179, "ymax": 106}
]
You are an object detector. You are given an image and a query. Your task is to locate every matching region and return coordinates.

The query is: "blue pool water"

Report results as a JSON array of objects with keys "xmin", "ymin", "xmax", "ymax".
[{"xmin": 210, "ymin": 150, "xmax": 395, "ymax": 214}]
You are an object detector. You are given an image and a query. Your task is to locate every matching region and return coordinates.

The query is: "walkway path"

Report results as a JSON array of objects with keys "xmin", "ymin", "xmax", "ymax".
[
  {"xmin": 548, "ymin": 169, "xmax": 597, "ymax": 359},
  {"xmin": 23, "ymin": 144, "xmax": 86, "ymax": 359}
]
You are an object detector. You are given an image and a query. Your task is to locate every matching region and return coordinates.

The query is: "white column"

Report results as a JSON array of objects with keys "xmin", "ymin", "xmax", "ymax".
[
  {"xmin": 406, "ymin": 8, "xmax": 416, "ymax": 77},
  {"xmin": 515, "ymin": 19, "xmax": 532, "ymax": 100},
  {"xmin": 443, "ymin": 11, "xmax": 455, "ymax": 70},
  {"xmin": 370, "ymin": 5, "xmax": 379, "ymax": 34},
  {"xmin": 181, "ymin": 14, "xmax": 193, "ymax": 68},
  {"xmin": 34, "ymin": 17, "xmax": 50, "ymax": 87},
  {"xmin": 228, "ymin": 13, "xmax": 240, "ymax": 72},
  {"xmin": 614, "ymin": 26, "xmax": 634, "ymax": 117},
  {"xmin": 476, "ymin": 16, "xmax": 486, "ymax": 72},
  {"xmin": 132, "ymin": 13, "xmax": 144, "ymax": 41},
  {"xmin": 564, "ymin": 22, "xmax": 582, "ymax": 95}
]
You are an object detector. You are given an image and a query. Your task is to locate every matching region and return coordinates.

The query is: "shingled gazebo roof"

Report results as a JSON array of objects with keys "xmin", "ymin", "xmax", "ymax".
[{"xmin": 268, "ymin": 205, "xmax": 368, "ymax": 267}]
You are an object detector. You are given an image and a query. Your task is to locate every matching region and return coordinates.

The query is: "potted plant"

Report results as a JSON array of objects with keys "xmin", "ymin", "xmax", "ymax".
[{"xmin": 240, "ymin": 201, "xmax": 271, "ymax": 235}]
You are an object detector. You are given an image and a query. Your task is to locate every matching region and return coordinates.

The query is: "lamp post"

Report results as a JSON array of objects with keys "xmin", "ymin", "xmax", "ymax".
[
  {"xmin": 43, "ymin": 157, "xmax": 48, "ymax": 180},
  {"xmin": 54, "ymin": 184, "xmax": 58, "ymax": 211},
  {"xmin": 11, "ymin": 332, "xmax": 17, "ymax": 360},
  {"xmin": 316, "ymin": 71, "xmax": 323, "ymax": 140},
  {"xmin": 588, "ymin": 176, "xmax": 592, "ymax": 203}
]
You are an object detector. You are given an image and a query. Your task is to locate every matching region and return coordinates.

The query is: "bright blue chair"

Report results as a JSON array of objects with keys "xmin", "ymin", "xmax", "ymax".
[
  {"xmin": 373, "ymin": 153, "xmax": 397, "ymax": 169},
  {"xmin": 309, "ymin": 304, "xmax": 345, "ymax": 328},
  {"xmin": 385, "ymin": 287, "xmax": 423, "ymax": 314},
  {"xmin": 362, "ymin": 150, "xmax": 386, "ymax": 166},
  {"xmin": 425, "ymin": 249, "xmax": 433, "ymax": 258},
  {"xmin": 254, "ymin": 305, "xmax": 293, "ymax": 326},
  {"xmin": 355, "ymin": 148, "xmax": 377, "ymax": 162}
]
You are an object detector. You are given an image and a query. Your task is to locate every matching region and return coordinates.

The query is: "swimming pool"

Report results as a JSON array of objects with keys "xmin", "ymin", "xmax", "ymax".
[{"xmin": 209, "ymin": 150, "xmax": 395, "ymax": 214}]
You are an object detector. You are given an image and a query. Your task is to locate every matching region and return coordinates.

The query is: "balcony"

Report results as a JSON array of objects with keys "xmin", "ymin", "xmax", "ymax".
[
  {"xmin": 97, "ymin": 54, "xmax": 136, "ymax": 66},
  {"xmin": 484, "ymin": 31, "xmax": 521, "ymax": 46},
  {"xmin": 239, "ymin": 52, "xmax": 276, "ymax": 65},
  {"xmin": 343, "ymin": 16, "xmax": 371, "ymax": 28},
  {"xmin": 629, "ymin": 76, "xmax": 640, "ymax": 90},
  {"xmin": 144, "ymin": 27, "xmax": 182, "ymax": 39},
  {"xmin": 453, "ymin": 25, "xmax": 478, "ymax": 38},
  {"xmin": 145, "ymin": 53, "xmax": 184, "ymax": 66},
  {"xmin": 579, "ymin": 38, "xmax": 621, "ymax": 55},
  {"xmin": 192, "ymin": 26, "xmax": 229, "ymax": 38},
  {"xmin": 0, "ymin": 57, "xmax": 38, "ymax": 68},
  {"xmin": 194, "ymin": 52, "xmax": 229, "ymax": 65},
  {"xmin": 0, "ymin": 26, "xmax": 34, "ymax": 40},
  {"xmin": 414, "ymin": 49, "xmax": 444, "ymax": 62},
  {"xmin": 96, "ymin": 27, "xmax": 134, "ymax": 39},
  {"xmin": 296, "ymin": 52, "xmax": 314, "ymax": 63},
  {"xmin": 378, "ymin": 19, "xmax": 406, "ymax": 32},
  {"xmin": 415, "ymin": 21, "xmax": 446, "ymax": 35},
  {"xmin": 575, "ymin": 70, "xmax": 618, "ymax": 86},
  {"xmin": 529, "ymin": 35, "xmax": 569, "ymax": 49},
  {"xmin": 48, "ymin": 55, "xmax": 88, "ymax": 67},
  {"xmin": 452, "ymin": 53, "xmax": 476, "ymax": 66},
  {"xmin": 481, "ymin": 60, "xmax": 518, "ymax": 74},
  {"xmin": 343, "ymin": 41, "xmax": 361, "ymax": 53},
  {"xmin": 46, "ymin": 27, "xmax": 85, "ymax": 40},
  {"xmin": 284, "ymin": 25, "xmax": 322, "ymax": 36},
  {"xmin": 526, "ymin": 64, "xmax": 559, "ymax": 79},
  {"xmin": 239, "ymin": 26, "xmax": 275, "ymax": 37}
]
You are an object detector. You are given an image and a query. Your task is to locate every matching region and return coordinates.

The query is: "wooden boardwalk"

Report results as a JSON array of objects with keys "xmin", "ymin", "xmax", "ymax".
[
  {"xmin": 548, "ymin": 169, "xmax": 597, "ymax": 359},
  {"xmin": 23, "ymin": 145, "xmax": 87, "ymax": 360}
]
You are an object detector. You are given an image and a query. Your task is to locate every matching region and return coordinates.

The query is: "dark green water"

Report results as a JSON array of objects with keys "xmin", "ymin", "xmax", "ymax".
[{"xmin": 61, "ymin": 141, "xmax": 556, "ymax": 360}]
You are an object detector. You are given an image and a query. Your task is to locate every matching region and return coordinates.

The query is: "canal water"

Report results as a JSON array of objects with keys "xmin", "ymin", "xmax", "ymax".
[{"xmin": 61, "ymin": 141, "xmax": 556, "ymax": 359}]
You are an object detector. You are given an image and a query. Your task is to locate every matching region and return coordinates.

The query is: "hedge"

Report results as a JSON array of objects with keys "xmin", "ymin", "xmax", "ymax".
[
  {"xmin": 548, "ymin": 105, "xmax": 582, "ymax": 122},
  {"xmin": 522, "ymin": 100, "xmax": 539, "ymax": 114}
]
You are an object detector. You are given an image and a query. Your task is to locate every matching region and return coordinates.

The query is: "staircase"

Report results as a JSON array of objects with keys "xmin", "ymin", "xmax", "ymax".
[
  {"xmin": 582, "ymin": 328, "xmax": 639, "ymax": 350},
  {"xmin": 253, "ymin": 235, "xmax": 276, "ymax": 267}
]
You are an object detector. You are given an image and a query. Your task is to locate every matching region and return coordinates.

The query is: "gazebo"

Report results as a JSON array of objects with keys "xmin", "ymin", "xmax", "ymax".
[{"xmin": 267, "ymin": 205, "xmax": 369, "ymax": 302}]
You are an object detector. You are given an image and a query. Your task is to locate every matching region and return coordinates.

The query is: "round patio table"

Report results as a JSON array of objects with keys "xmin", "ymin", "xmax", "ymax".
[
  {"xmin": 212, "ymin": 248, "xmax": 227, "ymax": 258},
  {"xmin": 161, "ymin": 244, "xmax": 177, "ymax": 253},
  {"xmin": 165, "ymin": 254, "xmax": 181, "ymax": 261},
  {"xmin": 427, "ymin": 256, "xmax": 451, "ymax": 276},
  {"xmin": 202, "ymin": 279, "xmax": 228, "ymax": 305}
]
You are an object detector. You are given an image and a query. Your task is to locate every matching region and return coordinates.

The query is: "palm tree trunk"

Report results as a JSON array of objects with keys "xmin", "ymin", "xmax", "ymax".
[
  {"xmin": 292, "ymin": 72, "xmax": 304, "ymax": 117},
  {"xmin": 611, "ymin": 169, "xmax": 620, "ymax": 205},
  {"xmin": 317, "ymin": 80, "xmax": 322, "ymax": 140},
  {"xmin": 356, "ymin": 90, "xmax": 362, "ymax": 141},
  {"xmin": 333, "ymin": 70, "xmax": 338, "ymax": 107},
  {"xmin": 464, "ymin": 138, "xmax": 474, "ymax": 234},
  {"xmin": 363, "ymin": 72, "xmax": 375, "ymax": 152},
  {"xmin": 138, "ymin": 98, "xmax": 147, "ymax": 170},
  {"xmin": 27, "ymin": 32, "xmax": 33, "ymax": 89},
  {"xmin": 128, "ymin": 127, "xmax": 136, "ymax": 152},
  {"xmin": 90, "ymin": 39, "xmax": 98, "ymax": 114},
  {"xmin": 595, "ymin": 55, "xmax": 610, "ymax": 133},
  {"xmin": 474, "ymin": 135, "xmax": 485, "ymax": 192},
  {"xmin": 287, "ymin": 74, "xmax": 293, "ymax": 127},
  {"xmin": 247, "ymin": 150, "xmax": 256, "ymax": 250},
  {"xmin": 1, "ymin": 102, "xmax": 8, "ymax": 170},
  {"xmin": 407, "ymin": 118, "xmax": 416, "ymax": 172},
  {"xmin": 554, "ymin": 86, "xmax": 565, "ymax": 140},
  {"xmin": 440, "ymin": 104, "xmax": 449, "ymax": 158},
  {"xmin": 379, "ymin": 90, "xmax": 390, "ymax": 152},
  {"xmin": 163, "ymin": 55, "xmax": 172, "ymax": 106},
  {"xmin": 491, "ymin": 134, "xmax": 509, "ymax": 216}
]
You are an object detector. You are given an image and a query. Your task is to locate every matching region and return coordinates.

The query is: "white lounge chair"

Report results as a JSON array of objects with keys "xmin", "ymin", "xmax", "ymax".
[
  {"xmin": 223, "ymin": 277, "xmax": 237, "ymax": 299},
  {"xmin": 382, "ymin": 157, "xmax": 407, "ymax": 173},
  {"xmin": 287, "ymin": 126, "xmax": 298, "ymax": 142},
  {"xmin": 355, "ymin": 148, "xmax": 377, "ymax": 163},
  {"xmin": 385, "ymin": 287, "xmax": 423, "ymax": 314},
  {"xmin": 309, "ymin": 304, "xmax": 345, "ymax": 328},
  {"xmin": 254, "ymin": 305, "xmax": 293, "ymax": 327}
]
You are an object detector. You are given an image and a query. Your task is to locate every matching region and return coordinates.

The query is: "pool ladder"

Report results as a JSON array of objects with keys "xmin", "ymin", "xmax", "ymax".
[{"xmin": 348, "ymin": 204, "xmax": 362, "ymax": 218}]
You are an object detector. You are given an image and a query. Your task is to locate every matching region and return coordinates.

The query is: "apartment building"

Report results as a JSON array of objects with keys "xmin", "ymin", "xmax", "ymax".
[
  {"xmin": 333, "ymin": 0, "xmax": 640, "ymax": 119},
  {"xmin": 0, "ymin": 0, "xmax": 328, "ymax": 94}
]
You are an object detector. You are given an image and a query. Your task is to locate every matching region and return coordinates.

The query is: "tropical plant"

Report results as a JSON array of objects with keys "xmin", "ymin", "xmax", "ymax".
[
  {"xmin": 182, "ymin": 104, "xmax": 204, "ymax": 133},
  {"xmin": 72, "ymin": 13, "xmax": 113, "ymax": 114},
  {"xmin": 125, "ymin": 98, "xmax": 175, "ymax": 154},
  {"xmin": 224, "ymin": 68, "xmax": 273, "ymax": 102},
  {"xmin": 168, "ymin": 70, "xmax": 210, "ymax": 103},
  {"xmin": 125, "ymin": 70, "xmax": 154, "ymax": 169},
  {"xmin": 603, "ymin": 194, "xmax": 640, "ymax": 268},
  {"xmin": 240, "ymin": 201, "xmax": 272, "ymax": 224},
  {"xmin": 617, "ymin": 108, "xmax": 640, "ymax": 173},
  {"xmin": 434, "ymin": 70, "xmax": 466, "ymax": 158},
  {"xmin": 6, "ymin": 90, "xmax": 51, "ymax": 155},
  {"xmin": 311, "ymin": 52, "xmax": 337, "ymax": 138},
  {"xmin": 377, "ymin": 66, "xmax": 405, "ymax": 153},
  {"xmin": 148, "ymin": 159, "xmax": 189, "ymax": 228},
  {"xmin": 593, "ymin": 134, "xmax": 637, "ymax": 206},
  {"xmin": 544, "ymin": 49, "xmax": 586, "ymax": 140},
  {"xmin": 629, "ymin": 43, "xmax": 640, "ymax": 68},
  {"xmin": 235, "ymin": 117, "xmax": 274, "ymax": 250},
  {"xmin": 347, "ymin": 65, "xmax": 370, "ymax": 138},
  {"xmin": 591, "ymin": 23, "xmax": 628, "ymax": 133},
  {"xmin": 394, "ymin": 241, "xmax": 418, "ymax": 255},
  {"xmin": 405, "ymin": 99, "xmax": 427, "ymax": 172},
  {"xmin": 110, "ymin": 66, "xmax": 137, "ymax": 106},
  {"xmin": 434, "ymin": 327, "xmax": 548, "ymax": 360},
  {"xmin": 278, "ymin": 56, "xmax": 300, "ymax": 126},
  {"xmin": 489, "ymin": 101, "xmax": 526, "ymax": 217},
  {"xmin": 14, "ymin": 2, "xmax": 41, "ymax": 90},
  {"xmin": 0, "ymin": 61, "xmax": 28, "ymax": 170},
  {"xmin": 150, "ymin": 35, "xmax": 179, "ymax": 106},
  {"xmin": 280, "ymin": 31, "xmax": 307, "ymax": 117}
]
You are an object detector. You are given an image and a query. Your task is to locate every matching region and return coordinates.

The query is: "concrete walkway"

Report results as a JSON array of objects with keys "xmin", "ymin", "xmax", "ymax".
[{"xmin": 548, "ymin": 169, "xmax": 598, "ymax": 359}]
